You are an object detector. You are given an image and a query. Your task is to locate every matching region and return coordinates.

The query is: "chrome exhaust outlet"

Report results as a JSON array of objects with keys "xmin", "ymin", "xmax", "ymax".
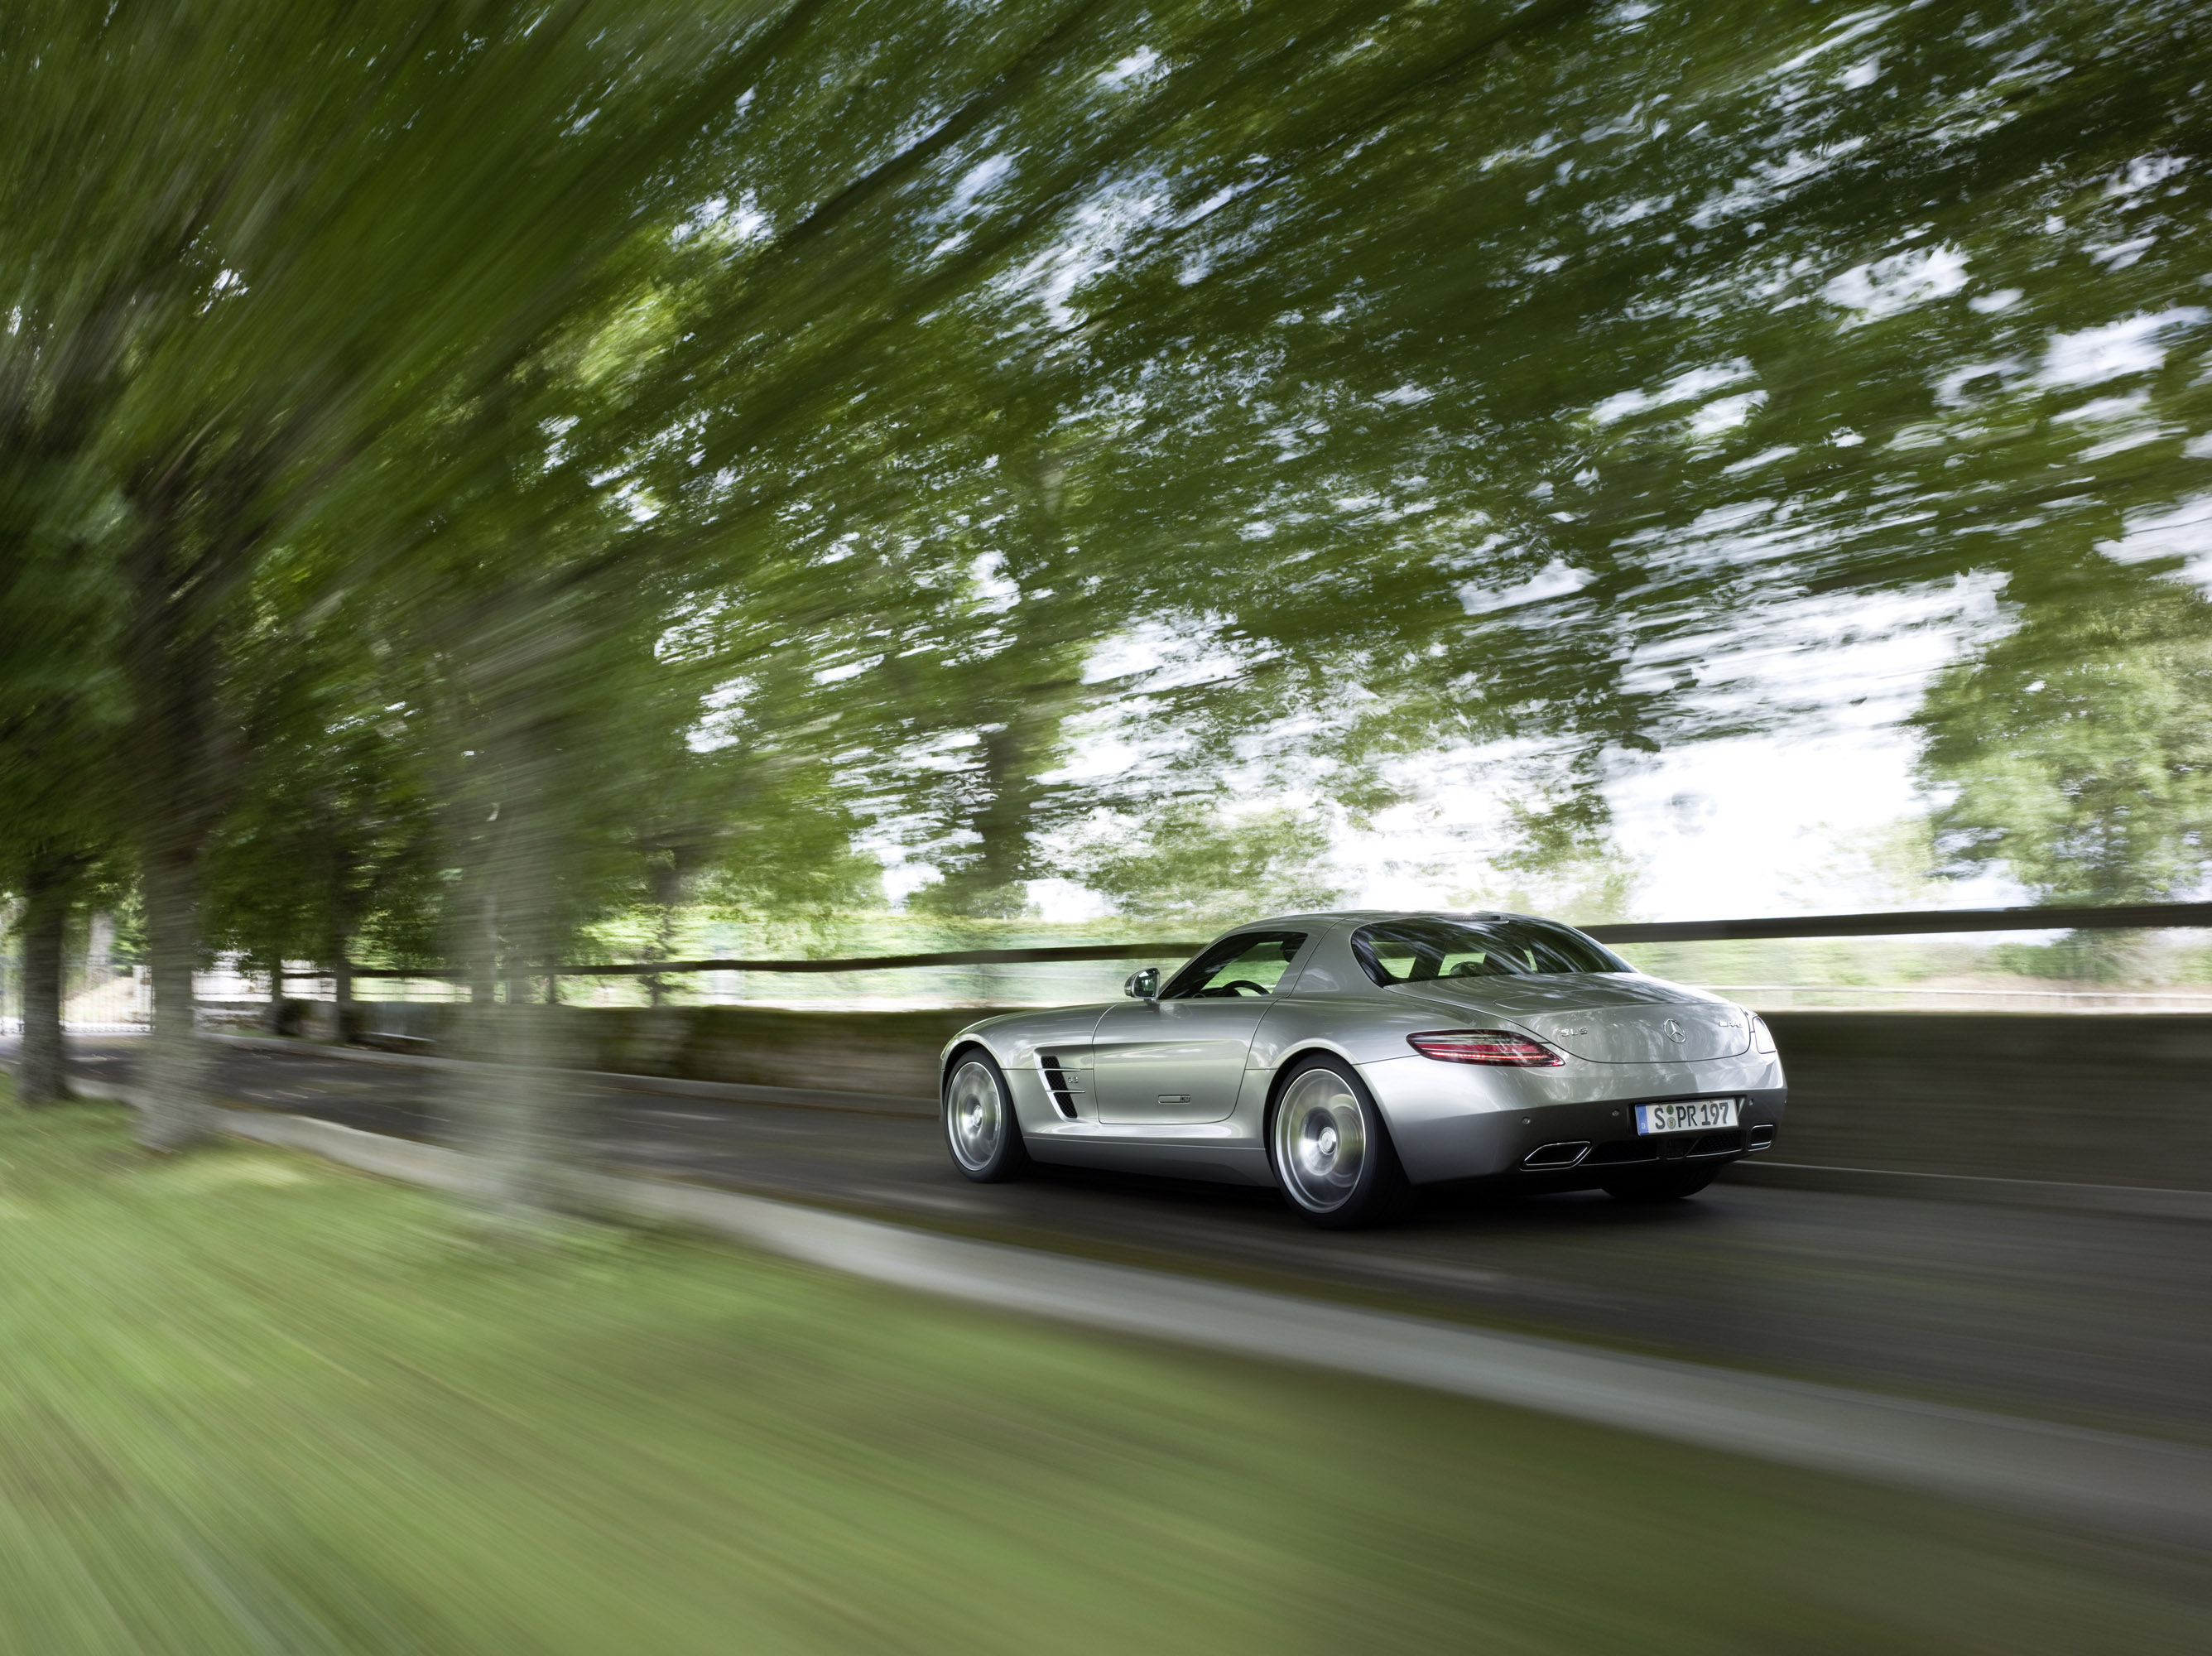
[
  {"xmin": 1522, "ymin": 1140, "xmax": 1593, "ymax": 1169},
  {"xmin": 1746, "ymin": 1123, "xmax": 1777, "ymax": 1151}
]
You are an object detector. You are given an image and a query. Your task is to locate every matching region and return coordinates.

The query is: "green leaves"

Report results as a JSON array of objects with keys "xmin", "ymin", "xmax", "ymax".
[
  {"xmin": 6, "ymin": 0, "xmax": 2212, "ymax": 974},
  {"xmin": 1916, "ymin": 574, "xmax": 2212, "ymax": 907}
]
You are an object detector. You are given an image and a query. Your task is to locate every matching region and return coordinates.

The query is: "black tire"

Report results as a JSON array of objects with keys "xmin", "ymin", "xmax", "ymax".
[
  {"xmin": 942, "ymin": 1047, "xmax": 1030, "ymax": 1182},
  {"xmin": 1266, "ymin": 1053, "xmax": 1411, "ymax": 1229},
  {"xmin": 1601, "ymin": 1166, "xmax": 1717, "ymax": 1203}
]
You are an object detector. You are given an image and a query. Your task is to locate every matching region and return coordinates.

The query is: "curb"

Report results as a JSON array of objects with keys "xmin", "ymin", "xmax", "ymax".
[{"xmin": 206, "ymin": 1034, "xmax": 935, "ymax": 1117}]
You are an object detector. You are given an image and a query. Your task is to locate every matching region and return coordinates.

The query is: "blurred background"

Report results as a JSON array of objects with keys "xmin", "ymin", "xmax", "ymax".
[{"xmin": 4, "ymin": 2, "xmax": 2212, "ymax": 1650}]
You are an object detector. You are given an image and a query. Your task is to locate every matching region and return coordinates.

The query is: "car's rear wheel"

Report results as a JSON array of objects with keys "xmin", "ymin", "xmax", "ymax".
[
  {"xmin": 1601, "ymin": 1166, "xmax": 1716, "ymax": 1203},
  {"xmin": 943, "ymin": 1050, "xmax": 1029, "ymax": 1182},
  {"xmin": 1267, "ymin": 1055, "xmax": 1408, "ymax": 1229}
]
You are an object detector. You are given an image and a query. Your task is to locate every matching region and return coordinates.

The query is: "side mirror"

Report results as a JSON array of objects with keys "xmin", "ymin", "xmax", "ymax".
[{"xmin": 1123, "ymin": 968, "xmax": 1160, "ymax": 1000}]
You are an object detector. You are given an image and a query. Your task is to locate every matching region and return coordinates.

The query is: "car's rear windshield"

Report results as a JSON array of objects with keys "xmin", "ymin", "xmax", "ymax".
[{"xmin": 1350, "ymin": 917, "xmax": 1631, "ymax": 985}]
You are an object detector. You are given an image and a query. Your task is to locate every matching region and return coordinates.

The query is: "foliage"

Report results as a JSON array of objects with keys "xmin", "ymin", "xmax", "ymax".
[
  {"xmin": 3, "ymin": 0, "xmax": 2212, "ymax": 1177},
  {"xmin": 1916, "ymin": 575, "xmax": 2212, "ymax": 907},
  {"xmin": 1073, "ymin": 801, "xmax": 1342, "ymax": 925}
]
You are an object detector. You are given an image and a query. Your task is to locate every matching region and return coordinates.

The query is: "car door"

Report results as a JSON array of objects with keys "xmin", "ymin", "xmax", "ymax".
[{"xmin": 1093, "ymin": 930, "xmax": 1309, "ymax": 1125}]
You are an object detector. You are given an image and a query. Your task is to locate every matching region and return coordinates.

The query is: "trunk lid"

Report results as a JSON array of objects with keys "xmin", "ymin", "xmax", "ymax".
[{"xmin": 1391, "ymin": 975, "xmax": 1752, "ymax": 1063}]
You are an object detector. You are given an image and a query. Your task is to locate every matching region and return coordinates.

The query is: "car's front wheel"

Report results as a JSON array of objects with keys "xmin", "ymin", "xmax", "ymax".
[
  {"xmin": 1267, "ymin": 1055, "xmax": 1409, "ymax": 1229},
  {"xmin": 1601, "ymin": 1166, "xmax": 1716, "ymax": 1203},
  {"xmin": 943, "ymin": 1050, "xmax": 1030, "ymax": 1182}
]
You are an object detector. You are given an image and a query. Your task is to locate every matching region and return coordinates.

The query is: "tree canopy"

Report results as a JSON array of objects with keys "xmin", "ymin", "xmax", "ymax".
[{"xmin": 2, "ymin": 0, "xmax": 2208, "ymax": 1198}]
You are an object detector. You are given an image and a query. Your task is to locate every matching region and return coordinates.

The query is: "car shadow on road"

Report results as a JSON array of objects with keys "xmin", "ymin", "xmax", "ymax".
[{"xmin": 1014, "ymin": 1156, "xmax": 1733, "ymax": 1241}]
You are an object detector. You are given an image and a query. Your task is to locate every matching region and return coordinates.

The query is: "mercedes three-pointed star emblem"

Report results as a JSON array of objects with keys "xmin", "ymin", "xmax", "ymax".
[{"xmin": 1662, "ymin": 1017, "xmax": 1685, "ymax": 1042}]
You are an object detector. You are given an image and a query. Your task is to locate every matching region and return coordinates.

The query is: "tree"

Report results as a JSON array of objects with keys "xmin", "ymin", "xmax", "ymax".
[
  {"xmin": 198, "ymin": 609, "xmax": 438, "ymax": 1041},
  {"xmin": 1075, "ymin": 800, "xmax": 1340, "ymax": 927},
  {"xmin": 1916, "ymin": 574, "xmax": 2212, "ymax": 915},
  {"xmin": 0, "ymin": 277, "xmax": 129, "ymax": 1104},
  {"xmin": 1, "ymin": 0, "xmax": 776, "ymax": 1153},
  {"xmin": 9, "ymin": 0, "xmax": 2212, "ymax": 1209}
]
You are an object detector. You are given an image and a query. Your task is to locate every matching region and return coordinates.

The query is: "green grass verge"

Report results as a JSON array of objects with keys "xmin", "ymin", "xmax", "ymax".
[{"xmin": 2, "ymin": 1088, "xmax": 2209, "ymax": 1654}]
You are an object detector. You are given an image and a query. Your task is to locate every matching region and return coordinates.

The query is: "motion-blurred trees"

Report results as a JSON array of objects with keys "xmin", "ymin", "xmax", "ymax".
[
  {"xmin": 3, "ymin": 0, "xmax": 2210, "ymax": 1201},
  {"xmin": 2, "ymin": 0, "xmax": 772, "ymax": 1160},
  {"xmin": 1916, "ymin": 573, "xmax": 2212, "ymax": 917},
  {"xmin": 1074, "ymin": 801, "xmax": 1342, "ymax": 927},
  {"xmin": 0, "ymin": 262, "xmax": 129, "ymax": 1105}
]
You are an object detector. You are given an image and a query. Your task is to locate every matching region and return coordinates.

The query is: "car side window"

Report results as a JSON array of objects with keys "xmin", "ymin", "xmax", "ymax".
[{"xmin": 1161, "ymin": 932, "xmax": 1308, "ymax": 999}]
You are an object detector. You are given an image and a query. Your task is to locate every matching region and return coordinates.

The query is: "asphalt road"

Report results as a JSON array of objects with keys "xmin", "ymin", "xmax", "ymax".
[{"xmin": 36, "ymin": 1037, "xmax": 2212, "ymax": 1448}]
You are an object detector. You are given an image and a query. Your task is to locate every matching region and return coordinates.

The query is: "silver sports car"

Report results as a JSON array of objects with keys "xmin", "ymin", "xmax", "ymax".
[{"xmin": 939, "ymin": 911, "xmax": 1786, "ymax": 1227}]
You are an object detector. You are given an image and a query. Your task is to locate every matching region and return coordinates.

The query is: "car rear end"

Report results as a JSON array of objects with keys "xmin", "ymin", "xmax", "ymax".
[{"xmin": 1354, "ymin": 980, "xmax": 1786, "ymax": 1190}]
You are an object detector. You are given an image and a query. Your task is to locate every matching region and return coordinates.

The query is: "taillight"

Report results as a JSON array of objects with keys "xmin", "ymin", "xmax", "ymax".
[
  {"xmin": 1407, "ymin": 1030, "xmax": 1562, "ymax": 1066},
  {"xmin": 1750, "ymin": 1014, "xmax": 1776, "ymax": 1054}
]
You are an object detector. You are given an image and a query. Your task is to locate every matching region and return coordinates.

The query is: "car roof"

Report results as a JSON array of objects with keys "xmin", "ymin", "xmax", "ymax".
[{"xmin": 1236, "ymin": 908, "xmax": 1549, "ymax": 930}]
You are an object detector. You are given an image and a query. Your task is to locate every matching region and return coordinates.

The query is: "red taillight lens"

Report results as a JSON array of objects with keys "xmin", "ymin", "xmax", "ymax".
[{"xmin": 1407, "ymin": 1030, "xmax": 1562, "ymax": 1066}]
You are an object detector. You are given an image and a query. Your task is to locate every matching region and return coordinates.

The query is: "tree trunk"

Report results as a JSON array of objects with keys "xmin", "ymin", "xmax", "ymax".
[
  {"xmin": 120, "ymin": 491, "xmax": 229, "ymax": 1153},
  {"xmin": 330, "ymin": 946, "xmax": 353, "ymax": 1045},
  {"xmin": 137, "ymin": 844, "xmax": 213, "ymax": 1149},
  {"xmin": 645, "ymin": 903, "xmax": 673, "ymax": 1008},
  {"xmin": 452, "ymin": 787, "xmax": 587, "ymax": 1220},
  {"xmin": 17, "ymin": 857, "xmax": 71, "ymax": 1105},
  {"xmin": 266, "ymin": 950, "xmax": 286, "ymax": 1036},
  {"xmin": 443, "ymin": 602, "xmax": 593, "ymax": 1224}
]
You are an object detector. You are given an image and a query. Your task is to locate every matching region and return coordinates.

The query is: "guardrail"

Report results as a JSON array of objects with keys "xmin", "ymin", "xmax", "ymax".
[
  {"xmin": 294, "ymin": 941, "xmax": 1209, "ymax": 981},
  {"xmin": 278, "ymin": 899, "xmax": 2212, "ymax": 982},
  {"xmin": 26, "ymin": 901, "xmax": 2203, "ymax": 1008},
  {"xmin": 1580, "ymin": 901, "xmax": 2212, "ymax": 945}
]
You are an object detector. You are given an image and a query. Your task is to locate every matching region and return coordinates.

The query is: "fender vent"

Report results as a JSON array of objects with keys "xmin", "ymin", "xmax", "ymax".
[
  {"xmin": 1522, "ymin": 1140, "xmax": 1593, "ymax": 1169},
  {"xmin": 1038, "ymin": 1053, "xmax": 1083, "ymax": 1120}
]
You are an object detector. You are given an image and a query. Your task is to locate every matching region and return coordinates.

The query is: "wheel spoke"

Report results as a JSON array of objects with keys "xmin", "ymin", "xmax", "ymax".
[
  {"xmin": 946, "ymin": 1061, "xmax": 1003, "ymax": 1171},
  {"xmin": 1273, "ymin": 1070, "xmax": 1367, "ymax": 1212}
]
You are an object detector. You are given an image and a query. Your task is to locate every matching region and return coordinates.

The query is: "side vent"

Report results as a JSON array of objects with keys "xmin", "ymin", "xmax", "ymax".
[{"xmin": 1038, "ymin": 1053, "xmax": 1083, "ymax": 1119}]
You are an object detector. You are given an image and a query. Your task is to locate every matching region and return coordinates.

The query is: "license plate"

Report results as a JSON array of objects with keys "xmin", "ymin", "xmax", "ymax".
[{"xmin": 1634, "ymin": 1098, "xmax": 1739, "ymax": 1135}]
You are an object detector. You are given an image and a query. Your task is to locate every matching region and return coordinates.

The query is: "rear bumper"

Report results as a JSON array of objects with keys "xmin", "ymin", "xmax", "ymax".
[{"xmin": 1360, "ymin": 1048, "xmax": 1787, "ymax": 1184}]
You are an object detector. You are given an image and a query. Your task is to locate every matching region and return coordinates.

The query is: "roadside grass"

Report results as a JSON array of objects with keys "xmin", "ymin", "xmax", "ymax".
[{"xmin": 2, "ymin": 1088, "xmax": 2209, "ymax": 1654}]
